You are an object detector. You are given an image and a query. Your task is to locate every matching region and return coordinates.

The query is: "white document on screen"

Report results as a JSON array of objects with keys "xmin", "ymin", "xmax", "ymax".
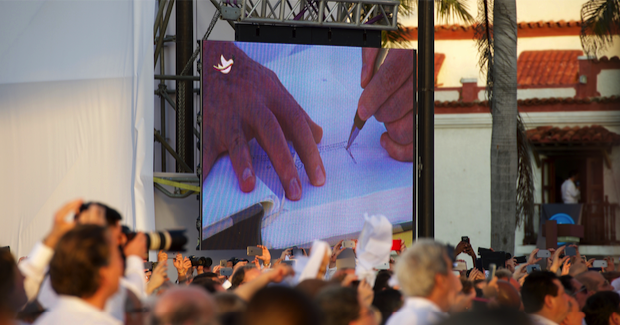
[{"xmin": 201, "ymin": 43, "xmax": 413, "ymax": 248}]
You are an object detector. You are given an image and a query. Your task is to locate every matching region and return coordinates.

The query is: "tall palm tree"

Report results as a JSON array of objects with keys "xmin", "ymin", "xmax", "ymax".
[
  {"xmin": 475, "ymin": 0, "xmax": 534, "ymax": 254},
  {"xmin": 487, "ymin": 0, "xmax": 518, "ymax": 254},
  {"xmin": 580, "ymin": 0, "xmax": 620, "ymax": 56}
]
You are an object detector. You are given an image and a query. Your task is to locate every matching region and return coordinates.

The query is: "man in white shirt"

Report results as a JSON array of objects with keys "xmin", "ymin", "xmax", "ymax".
[
  {"xmin": 561, "ymin": 171, "xmax": 580, "ymax": 204},
  {"xmin": 386, "ymin": 239, "xmax": 462, "ymax": 325},
  {"xmin": 522, "ymin": 271, "xmax": 570, "ymax": 325},
  {"xmin": 34, "ymin": 225, "xmax": 124, "ymax": 325},
  {"xmin": 19, "ymin": 200, "xmax": 147, "ymax": 322}
]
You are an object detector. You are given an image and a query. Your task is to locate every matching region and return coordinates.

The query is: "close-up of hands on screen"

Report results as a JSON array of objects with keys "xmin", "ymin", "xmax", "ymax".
[
  {"xmin": 359, "ymin": 48, "xmax": 415, "ymax": 162},
  {"xmin": 202, "ymin": 43, "xmax": 326, "ymax": 201}
]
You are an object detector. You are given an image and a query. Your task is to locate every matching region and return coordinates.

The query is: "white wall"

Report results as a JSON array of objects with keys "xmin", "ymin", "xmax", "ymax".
[
  {"xmin": 435, "ymin": 115, "xmax": 493, "ymax": 254},
  {"xmin": 598, "ymin": 70, "xmax": 620, "ymax": 97},
  {"xmin": 433, "ymin": 112, "xmax": 620, "ymax": 256}
]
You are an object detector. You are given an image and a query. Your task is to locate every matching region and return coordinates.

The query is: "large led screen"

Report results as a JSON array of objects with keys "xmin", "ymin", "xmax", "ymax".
[{"xmin": 201, "ymin": 40, "xmax": 414, "ymax": 249}]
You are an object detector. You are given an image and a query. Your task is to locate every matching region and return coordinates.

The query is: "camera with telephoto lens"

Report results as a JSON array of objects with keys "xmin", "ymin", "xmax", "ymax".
[
  {"xmin": 189, "ymin": 255, "xmax": 212, "ymax": 267},
  {"xmin": 125, "ymin": 229, "xmax": 188, "ymax": 251}
]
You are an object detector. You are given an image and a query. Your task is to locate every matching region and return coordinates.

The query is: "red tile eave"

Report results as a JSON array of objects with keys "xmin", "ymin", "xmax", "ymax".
[
  {"xmin": 434, "ymin": 96, "xmax": 620, "ymax": 114},
  {"xmin": 403, "ymin": 20, "xmax": 588, "ymax": 41},
  {"xmin": 526, "ymin": 125, "xmax": 620, "ymax": 146}
]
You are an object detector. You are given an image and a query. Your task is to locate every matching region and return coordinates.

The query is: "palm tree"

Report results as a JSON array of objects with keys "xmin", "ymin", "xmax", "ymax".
[
  {"xmin": 486, "ymin": 0, "xmax": 519, "ymax": 254},
  {"xmin": 579, "ymin": 0, "xmax": 620, "ymax": 56},
  {"xmin": 388, "ymin": 0, "xmax": 534, "ymax": 253}
]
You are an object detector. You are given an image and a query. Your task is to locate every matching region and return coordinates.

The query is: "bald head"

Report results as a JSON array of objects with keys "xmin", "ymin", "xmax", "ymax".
[
  {"xmin": 151, "ymin": 287, "xmax": 217, "ymax": 325},
  {"xmin": 494, "ymin": 280, "xmax": 522, "ymax": 310}
]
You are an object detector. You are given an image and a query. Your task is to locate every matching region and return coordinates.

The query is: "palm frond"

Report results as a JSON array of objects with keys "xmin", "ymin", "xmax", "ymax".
[
  {"xmin": 580, "ymin": 0, "xmax": 620, "ymax": 56},
  {"xmin": 473, "ymin": 0, "xmax": 493, "ymax": 105},
  {"xmin": 384, "ymin": 0, "xmax": 475, "ymax": 47},
  {"xmin": 516, "ymin": 115, "xmax": 535, "ymax": 227},
  {"xmin": 383, "ymin": 25, "xmax": 413, "ymax": 48},
  {"xmin": 435, "ymin": 0, "xmax": 475, "ymax": 24}
]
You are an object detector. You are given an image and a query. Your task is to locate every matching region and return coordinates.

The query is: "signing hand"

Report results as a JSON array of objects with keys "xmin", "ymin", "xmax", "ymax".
[
  {"xmin": 358, "ymin": 48, "xmax": 414, "ymax": 161},
  {"xmin": 202, "ymin": 43, "xmax": 325, "ymax": 201}
]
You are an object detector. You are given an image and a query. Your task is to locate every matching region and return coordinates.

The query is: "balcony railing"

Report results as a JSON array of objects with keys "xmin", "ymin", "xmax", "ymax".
[{"xmin": 523, "ymin": 201, "xmax": 620, "ymax": 246}]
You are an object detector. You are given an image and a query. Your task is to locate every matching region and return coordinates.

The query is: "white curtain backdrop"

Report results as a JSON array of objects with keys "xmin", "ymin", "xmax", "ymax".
[{"xmin": 0, "ymin": 0, "xmax": 155, "ymax": 258}]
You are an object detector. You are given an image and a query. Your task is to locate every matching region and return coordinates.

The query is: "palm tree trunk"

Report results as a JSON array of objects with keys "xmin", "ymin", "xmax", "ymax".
[{"xmin": 490, "ymin": 0, "xmax": 518, "ymax": 254}]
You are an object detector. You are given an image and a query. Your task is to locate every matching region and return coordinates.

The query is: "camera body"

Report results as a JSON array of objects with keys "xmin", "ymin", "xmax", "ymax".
[{"xmin": 189, "ymin": 255, "xmax": 212, "ymax": 267}]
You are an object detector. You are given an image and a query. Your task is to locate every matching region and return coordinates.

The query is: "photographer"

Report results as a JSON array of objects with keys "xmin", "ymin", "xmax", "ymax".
[
  {"xmin": 34, "ymin": 225, "xmax": 123, "ymax": 325},
  {"xmin": 19, "ymin": 199, "xmax": 147, "ymax": 322}
]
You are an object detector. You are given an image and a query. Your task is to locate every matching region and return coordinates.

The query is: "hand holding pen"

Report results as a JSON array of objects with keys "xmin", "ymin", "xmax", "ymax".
[{"xmin": 350, "ymin": 48, "xmax": 415, "ymax": 162}]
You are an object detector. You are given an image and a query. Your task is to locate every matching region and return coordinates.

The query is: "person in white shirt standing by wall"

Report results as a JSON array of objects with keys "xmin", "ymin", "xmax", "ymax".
[{"xmin": 561, "ymin": 170, "xmax": 581, "ymax": 204}]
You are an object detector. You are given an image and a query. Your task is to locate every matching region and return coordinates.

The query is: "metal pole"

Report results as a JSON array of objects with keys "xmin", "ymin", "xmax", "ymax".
[
  {"xmin": 154, "ymin": 0, "xmax": 175, "ymax": 67},
  {"xmin": 160, "ymin": 18, "xmax": 167, "ymax": 172},
  {"xmin": 176, "ymin": 0, "xmax": 194, "ymax": 173},
  {"xmin": 417, "ymin": 0, "xmax": 434, "ymax": 238}
]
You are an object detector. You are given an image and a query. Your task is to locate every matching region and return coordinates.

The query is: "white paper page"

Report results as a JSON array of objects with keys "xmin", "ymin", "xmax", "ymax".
[
  {"xmin": 201, "ymin": 155, "xmax": 280, "ymax": 239},
  {"xmin": 237, "ymin": 44, "xmax": 414, "ymax": 247}
]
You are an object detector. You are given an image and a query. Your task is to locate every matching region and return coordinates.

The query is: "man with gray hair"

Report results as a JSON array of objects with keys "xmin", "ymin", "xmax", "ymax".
[{"xmin": 386, "ymin": 239, "xmax": 461, "ymax": 325}]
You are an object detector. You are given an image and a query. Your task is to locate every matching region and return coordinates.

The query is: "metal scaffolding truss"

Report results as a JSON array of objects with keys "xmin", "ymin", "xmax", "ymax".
[{"xmin": 220, "ymin": 0, "xmax": 399, "ymax": 30}]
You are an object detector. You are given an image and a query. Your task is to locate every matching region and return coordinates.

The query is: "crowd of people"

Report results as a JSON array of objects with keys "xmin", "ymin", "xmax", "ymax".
[{"xmin": 2, "ymin": 200, "xmax": 620, "ymax": 325}]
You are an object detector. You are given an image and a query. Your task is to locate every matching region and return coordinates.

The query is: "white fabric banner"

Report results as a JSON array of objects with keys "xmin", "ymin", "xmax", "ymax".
[{"xmin": 0, "ymin": 0, "xmax": 155, "ymax": 258}]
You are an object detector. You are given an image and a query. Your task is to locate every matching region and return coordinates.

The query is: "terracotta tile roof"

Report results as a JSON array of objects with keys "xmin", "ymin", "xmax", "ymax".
[
  {"xmin": 527, "ymin": 125, "xmax": 620, "ymax": 146},
  {"xmin": 517, "ymin": 50, "xmax": 583, "ymax": 86},
  {"xmin": 403, "ymin": 20, "xmax": 583, "ymax": 40},
  {"xmin": 434, "ymin": 96, "xmax": 620, "ymax": 107}
]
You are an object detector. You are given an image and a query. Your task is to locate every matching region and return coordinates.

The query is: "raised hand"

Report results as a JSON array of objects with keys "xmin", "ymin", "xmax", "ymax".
[
  {"xmin": 561, "ymin": 258, "xmax": 571, "ymax": 276},
  {"xmin": 605, "ymin": 257, "xmax": 616, "ymax": 272},
  {"xmin": 202, "ymin": 43, "xmax": 325, "ymax": 201},
  {"xmin": 329, "ymin": 240, "xmax": 346, "ymax": 268},
  {"xmin": 256, "ymin": 245, "xmax": 271, "ymax": 266},
  {"xmin": 124, "ymin": 232, "xmax": 147, "ymax": 258},
  {"xmin": 146, "ymin": 262, "xmax": 168, "ymax": 295},
  {"xmin": 357, "ymin": 279, "xmax": 374, "ymax": 307},
  {"xmin": 157, "ymin": 250, "xmax": 168, "ymax": 263},
  {"xmin": 43, "ymin": 199, "xmax": 83, "ymax": 249},
  {"xmin": 548, "ymin": 246, "xmax": 566, "ymax": 273},
  {"xmin": 173, "ymin": 253, "xmax": 188, "ymax": 277},
  {"xmin": 528, "ymin": 248, "xmax": 542, "ymax": 265}
]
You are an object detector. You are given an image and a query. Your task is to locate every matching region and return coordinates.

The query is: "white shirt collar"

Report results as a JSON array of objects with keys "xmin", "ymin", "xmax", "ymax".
[
  {"xmin": 404, "ymin": 297, "xmax": 444, "ymax": 314},
  {"xmin": 530, "ymin": 314, "xmax": 559, "ymax": 325},
  {"xmin": 56, "ymin": 295, "xmax": 120, "ymax": 323}
]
